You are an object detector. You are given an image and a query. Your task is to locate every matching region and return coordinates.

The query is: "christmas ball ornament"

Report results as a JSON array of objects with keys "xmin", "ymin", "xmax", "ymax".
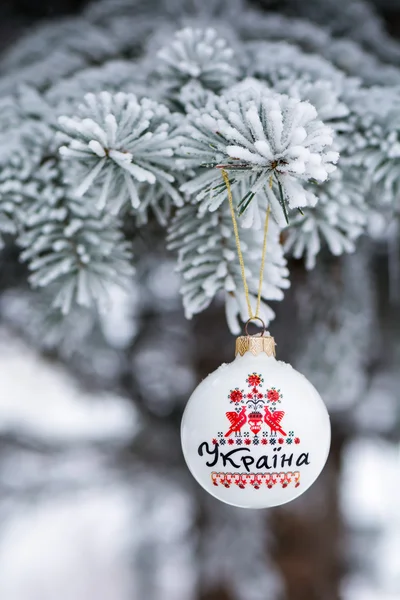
[{"xmin": 181, "ymin": 334, "xmax": 331, "ymax": 508}]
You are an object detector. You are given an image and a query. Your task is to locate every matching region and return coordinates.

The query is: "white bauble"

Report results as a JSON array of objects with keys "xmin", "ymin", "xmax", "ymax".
[{"xmin": 181, "ymin": 335, "xmax": 330, "ymax": 509}]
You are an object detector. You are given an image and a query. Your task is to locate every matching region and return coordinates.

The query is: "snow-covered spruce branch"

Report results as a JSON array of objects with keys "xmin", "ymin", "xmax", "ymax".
[
  {"xmin": 0, "ymin": 0, "xmax": 398, "ymax": 333},
  {"xmin": 0, "ymin": 126, "xmax": 134, "ymax": 315},
  {"xmin": 0, "ymin": 118, "xmax": 58, "ymax": 246},
  {"xmin": 18, "ymin": 179, "xmax": 134, "ymax": 315},
  {"xmin": 343, "ymin": 85, "xmax": 400, "ymax": 209},
  {"xmin": 284, "ymin": 171, "xmax": 368, "ymax": 269},
  {"xmin": 177, "ymin": 85, "xmax": 339, "ymax": 224},
  {"xmin": 244, "ymin": 41, "xmax": 345, "ymax": 89},
  {"xmin": 155, "ymin": 27, "xmax": 239, "ymax": 98},
  {"xmin": 168, "ymin": 196, "xmax": 289, "ymax": 334},
  {"xmin": 58, "ymin": 91, "xmax": 181, "ymax": 216}
]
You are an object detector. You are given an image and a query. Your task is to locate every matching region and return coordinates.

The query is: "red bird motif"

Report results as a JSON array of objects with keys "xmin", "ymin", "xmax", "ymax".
[
  {"xmin": 225, "ymin": 406, "xmax": 247, "ymax": 437},
  {"xmin": 264, "ymin": 407, "xmax": 287, "ymax": 436}
]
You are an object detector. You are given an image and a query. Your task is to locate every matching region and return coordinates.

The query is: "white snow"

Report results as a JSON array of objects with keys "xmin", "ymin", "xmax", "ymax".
[
  {"xmin": 341, "ymin": 438, "xmax": 400, "ymax": 600},
  {"xmin": 0, "ymin": 328, "xmax": 137, "ymax": 442},
  {"xmin": 0, "ymin": 330, "xmax": 196, "ymax": 600},
  {"xmin": 0, "ymin": 489, "xmax": 133, "ymax": 600}
]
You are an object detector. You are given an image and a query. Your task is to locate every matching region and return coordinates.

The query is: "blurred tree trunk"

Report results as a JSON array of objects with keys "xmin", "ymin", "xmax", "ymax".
[
  {"xmin": 268, "ymin": 251, "xmax": 376, "ymax": 600},
  {"xmin": 271, "ymin": 423, "xmax": 346, "ymax": 600}
]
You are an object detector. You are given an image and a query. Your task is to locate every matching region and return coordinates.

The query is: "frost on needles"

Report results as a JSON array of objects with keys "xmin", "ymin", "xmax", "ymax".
[
  {"xmin": 58, "ymin": 91, "xmax": 181, "ymax": 216},
  {"xmin": 0, "ymin": 3, "xmax": 398, "ymax": 333},
  {"xmin": 178, "ymin": 85, "xmax": 338, "ymax": 225},
  {"xmin": 156, "ymin": 27, "xmax": 239, "ymax": 98},
  {"xmin": 168, "ymin": 198, "xmax": 290, "ymax": 335}
]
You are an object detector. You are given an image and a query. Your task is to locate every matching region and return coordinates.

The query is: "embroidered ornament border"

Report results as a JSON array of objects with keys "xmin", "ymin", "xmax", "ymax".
[{"xmin": 211, "ymin": 471, "xmax": 301, "ymax": 489}]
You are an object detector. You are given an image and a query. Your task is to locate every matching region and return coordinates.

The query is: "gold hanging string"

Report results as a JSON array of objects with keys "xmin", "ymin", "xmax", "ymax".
[
  {"xmin": 256, "ymin": 201, "xmax": 271, "ymax": 318},
  {"xmin": 221, "ymin": 169, "xmax": 271, "ymax": 322}
]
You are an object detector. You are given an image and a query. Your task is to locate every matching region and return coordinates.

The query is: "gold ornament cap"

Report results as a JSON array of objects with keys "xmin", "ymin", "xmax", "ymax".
[{"xmin": 235, "ymin": 335, "xmax": 276, "ymax": 357}]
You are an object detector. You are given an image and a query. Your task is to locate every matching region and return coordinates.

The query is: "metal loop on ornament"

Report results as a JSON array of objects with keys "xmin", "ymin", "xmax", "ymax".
[{"xmin": 244, "ymin": 316, "xmax": 267, "ymax": 337}]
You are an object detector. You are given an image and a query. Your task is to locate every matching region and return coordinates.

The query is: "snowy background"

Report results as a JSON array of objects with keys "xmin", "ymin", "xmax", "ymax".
[
  {"xmin": 0, "ymin": 269, "xmax": 398, "ymax": 600},
  {"xmin": 0, "ymin": 1, "xmax": 399, "ymax": 600}
]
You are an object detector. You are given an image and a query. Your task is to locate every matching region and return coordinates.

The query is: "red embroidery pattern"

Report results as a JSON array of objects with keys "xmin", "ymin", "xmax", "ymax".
[
  {"xmin": 247, "ymin": 373, "xmax": 261, "ymax": 387},
  {"xmin": 267, "ymin": 389, "xmax": 280, "ymax": 403},
  {"xmin": 225, "ymin": 406, "xmax": 247, "ymax": 436},
  {"xmin": 218, "ymin": 372, "xmax": 300, "ymax": 445},
  {"xmin": 248, "ymin": 411, "xmax": 263, "ymax": 435},
  {"xmin": 211, "ymin": 471, "xmax": 301, "ymax": 489},
  {"xmin": 229, "ymin": 389, "xmax": 243, "ymax": 403},
  {"xmin": 206, "ymin": 374, "xmax": 303, "ymax": 492},
  {"xmin": 264, "ymin": 408, "xmax": 286, "ymax": 436}
]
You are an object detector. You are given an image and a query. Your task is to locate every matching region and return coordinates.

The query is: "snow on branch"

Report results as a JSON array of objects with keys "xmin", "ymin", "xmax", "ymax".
[
  {"xmin": 0, "ymin": 3, "xmax": 398, "ymax": 331},
  {"xmin": 168, "ymin": 194, "xmax": 289, "ymax": 334},
  {"xmin": 58, "ymin": 91, "xmax": 181, "ymax": 215},
  {"xmin": 178, "ymin": 84, "xmax": 338, "ymax": 224},
  {"xmin": 19, "ymin": 187, "xmax": 134, "ymax": 315},
  {"xmin": 284, "ymin": 171, "xmax": 368, "ymax": 269},
  {"xmin": 156, "ymin": 27, "xmax": 239, "ymax": 95}
]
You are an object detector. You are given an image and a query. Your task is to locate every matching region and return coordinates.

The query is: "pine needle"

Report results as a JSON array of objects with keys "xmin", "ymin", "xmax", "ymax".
[{"xmin": 277, "ymin": 178, "xmax": 289, "ymax": 225}]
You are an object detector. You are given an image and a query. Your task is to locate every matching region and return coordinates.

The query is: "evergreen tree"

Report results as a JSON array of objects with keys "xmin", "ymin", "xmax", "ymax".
[{"xmin": 0, "ymin": 0, "xmax": 397, "ymax": 334}]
